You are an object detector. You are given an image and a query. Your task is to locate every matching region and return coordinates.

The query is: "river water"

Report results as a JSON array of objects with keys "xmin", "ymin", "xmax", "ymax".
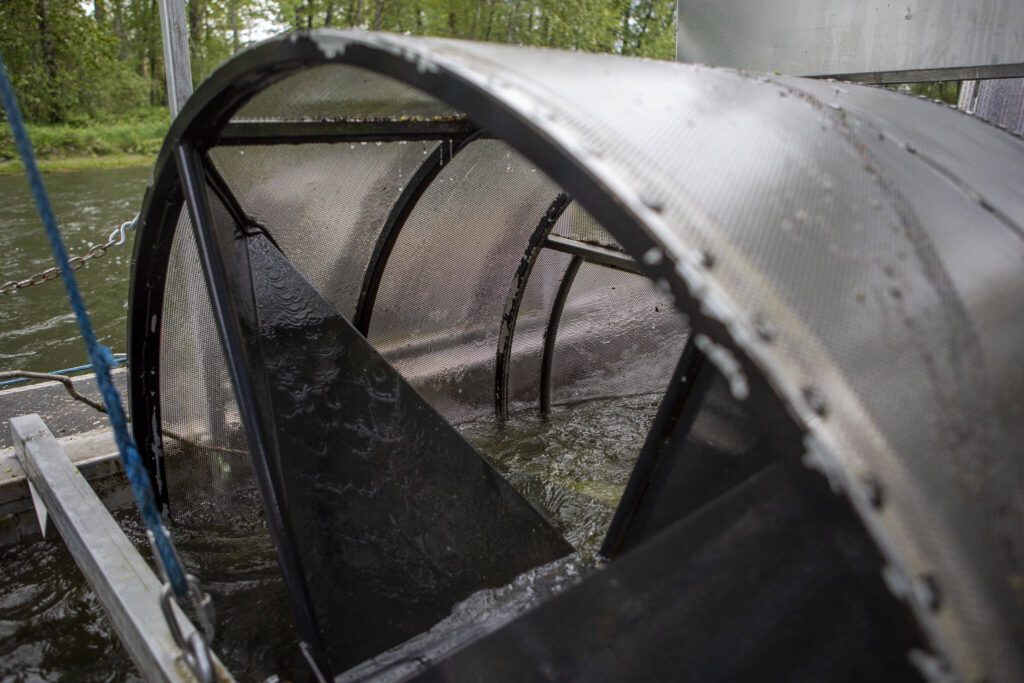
[
  {"xmin": 0, "ymin": 167, "xmax": 658, "ymax": 681},
  {"xmin": 0, "ymin": 393, "xmax": 657, "ymax": 681},
  {"xmin": 0, "ymin": 167, "xmax": 149, "ymax": 374}
]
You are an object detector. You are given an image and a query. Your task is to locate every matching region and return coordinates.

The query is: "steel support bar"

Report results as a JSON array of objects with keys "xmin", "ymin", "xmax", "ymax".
[
  {"xmin": 218, "ymin": 118, "xmax": 475, "ymax": 146},
  {"xmin": 174, "ymin": 144, "xmax": 328, "ymax": 669},
  {"xmin": 539, "ymin": 255, "xmax": 581, "ymax": 414},
  {"xmin": 494, "ymin": 193, "xmax": 571, "ymax": 419},
  {"xmin": 354, "ymin": 133, "xmax": 478, "ymax": 335},
  {"xmin": 543, "ymin": 235, "xmax": 639, "ymax": 274},
  {"xmin": 10, "ymin": 414, "xmax": 234, "ymax": 683},
  {"xmin": 157, "ymin": 0, "xmax": 193, "ymax": 118}
]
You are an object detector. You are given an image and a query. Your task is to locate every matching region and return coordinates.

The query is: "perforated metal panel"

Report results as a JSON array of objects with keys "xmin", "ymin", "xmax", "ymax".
[
  {"xmin": 159, "ymin": 209, "xmax": 255, "ymax": 520},
  {"xmin": 209, "ymin": 142, "xmax": 432, "ymax": 319},
  {"xmin": 368, "ymin": 139, "xmax": 562, "ymax": 423}
]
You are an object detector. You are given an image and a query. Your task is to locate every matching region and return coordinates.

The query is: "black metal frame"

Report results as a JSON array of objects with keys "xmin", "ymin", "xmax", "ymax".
[
  {"xmin": 352, "ymin": 131, "xmax": 480, "ymax": 335},
  {"xmin": 543, "ymin": 234, "xmax": 640, "ymax": 274},
  {"xmin": 218, "ymin": 117, "xmax": 474, "ymax": 146},
  {"xmin": 494, "ymin": 192, "xmax": 571, "ymax": 419},
  {"xmin": 601, "ymin": 341, "xmax": 703, "ymax": 556},
  {"xmin": 173, "ymin": 144, "xmax": 329, "ymax": 670},
  {"xmin": 540, "ymin": 254, "xmax": 582, "ymax": 415}
]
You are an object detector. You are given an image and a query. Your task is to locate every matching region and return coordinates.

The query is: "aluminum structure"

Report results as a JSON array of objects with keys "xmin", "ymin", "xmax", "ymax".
[
  {"xmin": 128, "ymin": 30, "xmax": 1024, "ymax": 682},
  {"xmin": 677, "ymin": 0, "xmax": 1024, "ymax": 82}
]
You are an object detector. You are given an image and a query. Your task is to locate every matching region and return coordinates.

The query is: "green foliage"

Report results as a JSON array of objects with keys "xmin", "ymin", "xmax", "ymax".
[
  {"xmin": 0, "ymin": 0, "xmax": 150, "ymax": 123},
  {"xmin": 0, "ymin": 110, "xmax": 168, "ymax": 162},
  {"xmin": 887, "ymin": 81, "xmax": 961, "ymax": 106},
  {"xmin": 271, "ymin": 0, "xmax": 676, "ymax": 59}
]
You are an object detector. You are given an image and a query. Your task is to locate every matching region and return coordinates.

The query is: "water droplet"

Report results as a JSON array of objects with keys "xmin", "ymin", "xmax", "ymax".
[
  {"xmin": 863, "ymin": 476, "xmax": 884, "ymax": 508},
  {"xmin": 917, "ymin": 575, "xmax": 941, "ymax": 610},
  {"xmin": 753, "ymin": 313, "xmax": 777, "ymax": 342},
  {"xmin": 642, "ymin": 247, "xmax": 663, "ymax": 265},
  {"xmin": 640, "ymin": 194, "xmax": 664, "ymax": 213}
]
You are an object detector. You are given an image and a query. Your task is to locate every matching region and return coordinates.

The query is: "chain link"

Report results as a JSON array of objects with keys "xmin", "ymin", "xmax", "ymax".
[{"xmin": 1, "ymin": 216, "xmax": 136, "ymax": 295}]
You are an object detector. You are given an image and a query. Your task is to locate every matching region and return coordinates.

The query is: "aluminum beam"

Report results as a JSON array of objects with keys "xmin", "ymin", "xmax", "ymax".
[
  {"xmin": 10, "ymin": 414, "xmax": 234, "ymax": 683},
  {"xmin": 677, "ymin": 0, "xmax": 1024, "ymax": 82},
  {"xmin": 157, "ymin": 0, "xmax": 193, "ymax": 117}
]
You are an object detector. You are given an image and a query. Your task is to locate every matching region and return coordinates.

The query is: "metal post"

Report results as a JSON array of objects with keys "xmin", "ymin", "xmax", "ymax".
[
  {"xmin": 157, "ymin": 0, "xmax": 194, "ymax": 118},
  {"xmin": 11, "ymin": 414, "xmax": 234, "ymax": 683}
]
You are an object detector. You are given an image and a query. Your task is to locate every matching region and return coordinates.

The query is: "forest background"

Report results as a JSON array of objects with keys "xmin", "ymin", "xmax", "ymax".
[{"xmin": 0, "ymin": 0, "xmax": 956, "ymax": 173}]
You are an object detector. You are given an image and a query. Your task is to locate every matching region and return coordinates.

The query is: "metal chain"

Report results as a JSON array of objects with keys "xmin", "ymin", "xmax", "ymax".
[{"xmin": 1, "ymin": 216, "xmax": 136, "ymax": 295}]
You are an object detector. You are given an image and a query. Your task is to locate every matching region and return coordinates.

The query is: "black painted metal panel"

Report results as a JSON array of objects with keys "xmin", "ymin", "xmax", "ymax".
[
  {"xmin": 602, "ymin": 357, "xmax": 781, "ymax": 558},
  {"xmin": 244, "ymin": 232, "xmax": 572, "ymax": 672},
  {"xmin": 412, "ymin": 463, "xmax": 926, "ymax": 682}
]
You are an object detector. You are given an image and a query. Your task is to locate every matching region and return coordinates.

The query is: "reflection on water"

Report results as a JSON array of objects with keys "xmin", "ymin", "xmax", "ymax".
[
  {"xmin": 0, "ymin": 393, "xmax": 659, "ymax": 680},
  {"xmin": 0, "ymin": 167, "xmax": 148, "ymax": 373}
]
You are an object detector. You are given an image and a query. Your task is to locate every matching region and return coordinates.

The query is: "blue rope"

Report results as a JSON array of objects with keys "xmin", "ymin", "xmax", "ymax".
[{"xmin": 0, "ymin": 52, "xmax": 190, "ymax": 599}]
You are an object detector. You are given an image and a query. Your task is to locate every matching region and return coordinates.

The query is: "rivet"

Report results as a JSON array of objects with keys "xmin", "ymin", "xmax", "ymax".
[
  {"xmin": 642, "ymin": 247, "xmax": 664, "ymax": 265},
  {"xmin": 863, "ymin": 476, "xmax": 884, "ymax": 508},
  {"xmin": 803, "ymin": 386, "xmax": 828, "ymax": 417},
  {"xmin": 753, "ymin": 313, "xmax": 777, "ymax": 342},
  {"xmin": 918, "ymin": 574, "xmax": 941, "ymax": 611},
  {"xmin": 640, "ymin": 193, "xmax": 665, "ymax": 213}
]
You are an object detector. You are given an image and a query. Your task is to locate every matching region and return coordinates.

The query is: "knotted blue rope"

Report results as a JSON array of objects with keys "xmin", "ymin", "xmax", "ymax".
[{"xmin": 0, "ymin": 52, "xmax": 190, "ymax": 599}]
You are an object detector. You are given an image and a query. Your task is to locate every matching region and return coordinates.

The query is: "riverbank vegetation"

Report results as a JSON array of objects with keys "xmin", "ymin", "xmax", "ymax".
[
  {"xmin": 0, "ymin": 0, "xmax": 958, "ymax": 173},
  {"xmin": 0, "ymin": 1, "xmax": 676, "ymax": 170}
]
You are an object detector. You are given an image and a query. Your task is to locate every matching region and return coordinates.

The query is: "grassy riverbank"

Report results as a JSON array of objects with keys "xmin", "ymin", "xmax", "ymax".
[{"xmin": 0, "ymin": 110, "xmax": 167, "ymax": 175}]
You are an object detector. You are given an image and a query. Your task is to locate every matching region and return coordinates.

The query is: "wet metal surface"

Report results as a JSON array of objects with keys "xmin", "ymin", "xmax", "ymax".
[{"xmin": 246, "ymin": 232, "xmax": 571, "ymax": 673}]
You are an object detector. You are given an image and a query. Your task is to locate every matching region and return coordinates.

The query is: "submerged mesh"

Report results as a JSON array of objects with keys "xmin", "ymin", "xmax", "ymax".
[
  {"xmin": 159, "ymin": 208, "xmax": 258, "ymax": 524},
  {"xmin": 368, "ymin": 139, "xmax": 561, "ymax": 423},
  {"xmin": 209, "ymin": 142, "xmax": 433, "ymax": 320},
  {"xmin": 234, "ymin": 63, "xmax": 458, "ymax": 121},
  {"xmin": 551, "ymin": 262, "xmax": 688, "ymax": 407}
]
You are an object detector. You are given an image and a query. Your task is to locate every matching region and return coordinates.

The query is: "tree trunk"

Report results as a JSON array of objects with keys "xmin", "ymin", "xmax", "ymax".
[
  {"xmin": 188, "ymin": 0, "xmax": 205, "ymax": 78},
  {"xmin": 148, "ymin": 0, "xmax": 162, "ymax": 106},
  {"xmin": 633, "ymin": 1, "xmax": 656, "ymax": 54},
  {"xmin": 373, "ymin": 0, "xmax": 385, "ymax": 30},
  {"xmin": 94, "ymin": 0, "xmax": 107, "ymax": 24},
  {"xmin": 619, "ymin": 0, "xmax": 633, "ymax": 55},
  {"xmin": 505, "ymin": 0, "xmax": 521, "ymax": 43},
  {"xmin": 325, "ymin": 1, "xmax": 335, "ymax": 26},
  {"xmin": 229, "ymin": 0, "xmax": 240, "ymax": 51},
  {"xmin": 112, "ymin": 0, "xmax": 127, "ymax": 59},
  {"xmin": 35, "ymin": 0, "xmax": 60, "ymax": 122}
]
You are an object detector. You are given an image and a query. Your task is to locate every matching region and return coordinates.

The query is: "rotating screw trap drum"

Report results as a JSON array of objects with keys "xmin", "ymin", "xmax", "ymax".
[{"xmin": 128, "ymin": 30, "xmax": 1024, "ymax": 683}]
